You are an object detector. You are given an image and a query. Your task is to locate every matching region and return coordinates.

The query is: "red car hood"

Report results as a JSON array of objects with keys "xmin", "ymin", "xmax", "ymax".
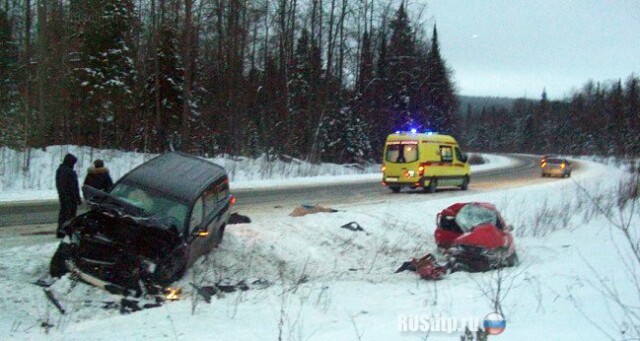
[
  {"xmin": 435, "ymin": 223, "xmax": 513, "ymax": 250},
  {"xmin": 453, "ymin": 223, "xmax": 512, "ymax": 250}
]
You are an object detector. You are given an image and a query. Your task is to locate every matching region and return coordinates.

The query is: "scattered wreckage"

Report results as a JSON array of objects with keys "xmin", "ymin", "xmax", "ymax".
[
  {"xmin": 397, "ymin": 202, "xmax": 518, "ymax": 279},
  {"xmin": 49, "ymin": 152, "xmax": 235, "ymax": 298}
]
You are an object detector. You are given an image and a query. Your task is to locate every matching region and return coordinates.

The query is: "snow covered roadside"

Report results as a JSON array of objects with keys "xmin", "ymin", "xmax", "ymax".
[
  {"xmin": 0, "ymin": 147, "xmax": 513, "ymax": 201},
  {"xmin": 0, "ymin": 156, "xmax": 638, "ymax": 340}
]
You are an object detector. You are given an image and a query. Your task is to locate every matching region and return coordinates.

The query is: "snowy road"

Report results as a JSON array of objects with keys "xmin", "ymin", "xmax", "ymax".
[
  {"xmin": 0, "ymin": 154, "xmax": 542, "ymax": 227},
  {"xmin": 0, "ymin": 154, "xmax": 574, "ymax": 250}
]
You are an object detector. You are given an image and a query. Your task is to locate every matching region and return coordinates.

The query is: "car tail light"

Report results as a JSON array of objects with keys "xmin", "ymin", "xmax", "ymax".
[
  {"xmin": 230, "ymin": 196, "xmax": 237, "ymax": 205},
  {"xmin": 381, "ymin": 181, "xmax": 387, "ymax": 186}
]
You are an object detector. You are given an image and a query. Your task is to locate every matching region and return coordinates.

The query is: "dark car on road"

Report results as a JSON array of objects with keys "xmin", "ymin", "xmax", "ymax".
[{"xmin": 50, "ymin": 152, "xmax": 234, "ymax": 296}]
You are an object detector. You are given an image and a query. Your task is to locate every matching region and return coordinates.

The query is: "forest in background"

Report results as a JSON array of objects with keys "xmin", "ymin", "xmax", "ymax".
[
  {"xmin": 0, "ymin": 0, "xmax": 457, "ymax": 164},
  {"xmin": 463, "ymin": 77, "xmax": 640, "ymax": 157},
  {"xmin": 0, "ymin": 0, "xmax": 638, "ymax": 167}
]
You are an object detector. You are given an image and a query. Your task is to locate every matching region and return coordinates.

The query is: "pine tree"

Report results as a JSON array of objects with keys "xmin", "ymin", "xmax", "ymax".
[
  {"xmin": 387, "ymin": 2, "xmax": 416, "ymax": 131},
  {"xmin": 422, "ymin": 25, "xmax": 458, "ymax": 134},
  {"xmin": 319, "ymin": 104, "xmax": 372, "ymax": 163},
  {"xmin": 72, "ymin": 0, "xmax": 137, "ymax": 148},
  {"xmin": 625, "ymin": 76, "xmax": 640, "ymax": 156},
  {"xmin": 145, "ymin": 24, "xmax": 184, "ymax": 152}
]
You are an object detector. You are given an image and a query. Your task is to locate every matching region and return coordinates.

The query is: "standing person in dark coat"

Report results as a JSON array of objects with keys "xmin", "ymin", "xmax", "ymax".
[
  {"xmin": 83, "ymin": 159, "xmax": 114, "ymax": 196},
  {"xmin": 56, "ymin": 153, "xmax": 82, "ymax": 238}
]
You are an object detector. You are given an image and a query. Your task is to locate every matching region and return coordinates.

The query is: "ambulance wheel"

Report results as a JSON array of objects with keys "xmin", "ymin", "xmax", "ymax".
[
  {"xmin": 390, "ymin": 186, "xmax": 401, "ymax": 193},
  {"xmin": 460, "ymin": 176, "xmax": 469, "ymax": 190},
  {"xmin": 425, "ymin": 178, "xmax": 437, "ymax": 193}
]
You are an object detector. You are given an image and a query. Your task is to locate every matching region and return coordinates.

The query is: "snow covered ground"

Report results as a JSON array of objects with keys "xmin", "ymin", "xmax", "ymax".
[{"xmin": 0, "ymin": 149, "xmax": 638, "ymax": 340}]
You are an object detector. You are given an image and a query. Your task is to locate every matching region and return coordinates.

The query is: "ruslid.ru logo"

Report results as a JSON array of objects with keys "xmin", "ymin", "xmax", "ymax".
[{"xmin": 397, "ymin": 314, "xmax": 481, "ymax": 334}]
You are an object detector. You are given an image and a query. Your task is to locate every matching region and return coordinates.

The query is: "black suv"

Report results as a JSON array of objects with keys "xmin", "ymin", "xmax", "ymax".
[{"xmin": 50, "ymin": 152, "xmax": 234, "ymax": 296}]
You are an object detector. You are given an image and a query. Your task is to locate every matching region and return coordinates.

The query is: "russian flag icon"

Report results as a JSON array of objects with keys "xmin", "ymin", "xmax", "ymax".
[{"xmin": 484, "ymin": 312, "xmax": 506, "ymax": 335}]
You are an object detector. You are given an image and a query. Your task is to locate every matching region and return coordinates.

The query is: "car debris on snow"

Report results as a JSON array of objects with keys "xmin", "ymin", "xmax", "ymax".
[
  {"xmin": 43, "ymin": 288, "xmax": 66, "ymax": 314},
  {"xmin": 228, "ymin": 212, "xmax": 251, "ymax": 224},
  {"xmin": 289, "ymin": 204, "xmax": 338, "ymax": 217},
  {"xmin": 340, "ymin": 221, "xmax": 365, "ymax": 232}
]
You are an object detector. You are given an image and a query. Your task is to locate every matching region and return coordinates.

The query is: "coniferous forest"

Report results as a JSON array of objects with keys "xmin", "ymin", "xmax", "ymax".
[{"xmin": 0, "ymin": 0, "xmax": 638, "ymax": 164}]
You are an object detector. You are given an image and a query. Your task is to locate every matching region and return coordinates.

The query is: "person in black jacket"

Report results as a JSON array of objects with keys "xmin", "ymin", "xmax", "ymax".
[
  {"xmin": 83, "ymin": 159, "xmax": 114, "ymax": 196},
  {"xmin": 56, "ymin": 153, "xmax": 82, "ymax": 238}
]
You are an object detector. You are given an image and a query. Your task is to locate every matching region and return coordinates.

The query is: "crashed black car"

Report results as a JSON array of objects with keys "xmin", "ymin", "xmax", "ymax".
[{"xmin": 50, "ymin": 152, "xmax": 234, "ymax": 296}]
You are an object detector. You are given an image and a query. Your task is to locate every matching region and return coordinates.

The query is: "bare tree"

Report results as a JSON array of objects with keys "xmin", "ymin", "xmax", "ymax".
[{"xmin": 180, "ymin": 0, "xmax": 193, "ymax": 151}]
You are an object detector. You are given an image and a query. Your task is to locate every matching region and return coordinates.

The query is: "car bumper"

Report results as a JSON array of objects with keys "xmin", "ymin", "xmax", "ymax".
[
  {"xmin": 542, "ymin": 168, "xmax": 569, "ymax": 176},
  {"xmin": 382, "ymin": 176, "xmax": 429, "ymax": 186},
  {"xmin": 65, "ymin": 259, "xmax": 129, "ymax": 295}
]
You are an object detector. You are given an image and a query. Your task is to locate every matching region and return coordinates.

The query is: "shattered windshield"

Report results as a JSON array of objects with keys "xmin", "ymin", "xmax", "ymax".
[
  {"xmin": 109, "ymin": 182, "xmax": 188, "ymax": 230},
  {"xmin": 455, "ymin": 204, "xmax": 498, "ymax": 232}
]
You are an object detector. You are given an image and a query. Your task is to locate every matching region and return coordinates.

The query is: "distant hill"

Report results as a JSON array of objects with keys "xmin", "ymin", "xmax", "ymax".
[{"xmin": 457, "ymin": 95, "xmax": 518, "ymax": 116}]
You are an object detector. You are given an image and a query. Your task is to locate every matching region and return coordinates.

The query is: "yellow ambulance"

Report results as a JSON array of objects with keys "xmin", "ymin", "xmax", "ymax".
[{"xmin": 381, "ymin": 132, "xmax": 470, "ymax": 193}]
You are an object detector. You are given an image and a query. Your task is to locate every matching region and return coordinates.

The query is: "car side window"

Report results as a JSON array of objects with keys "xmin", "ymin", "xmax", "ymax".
[
  {"xmin": 201, "ymin": 179, "xmax": 229, "ymax": 221},
  {"xmin": 440, "ymin": 146, "xmax": 453, "ymax": 162},
  {"xmin": 189, "ymin": 197, "xmax": 203, "ymax": 233},
  {"xmin": 203, "ymin": 190, "xmax": 218, "ymax": 219}
]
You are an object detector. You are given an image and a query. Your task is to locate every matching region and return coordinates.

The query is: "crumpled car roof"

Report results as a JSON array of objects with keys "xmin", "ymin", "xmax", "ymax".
[{"xmin": 116, "ymin": 152, "xmax": 227, "ymax": 204}]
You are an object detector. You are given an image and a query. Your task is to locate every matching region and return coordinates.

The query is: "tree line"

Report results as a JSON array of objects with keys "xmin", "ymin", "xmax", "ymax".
[
  {"xmin": 0, "ymin": 0, "xmax": 457, "ymax": 164},
  {"xmin": 462, "ymin": 75, "xmax": 640, "ymax": 158}
]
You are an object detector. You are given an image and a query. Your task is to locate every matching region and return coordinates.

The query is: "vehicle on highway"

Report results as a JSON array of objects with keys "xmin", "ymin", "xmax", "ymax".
[
  {"xmin": 434, "ymin": 202, "xmax": 518, "ymax": 272},
  {"xmin": 381, "ymin": 131, "xmax": 470, "ymax": 193},
  {"xmin": 50, "ymin": 152, "xmax": 234, "ymax": 296},
  {"xmin": 540, "ymin": 157, "xmax": 572, "ymax": 178}
]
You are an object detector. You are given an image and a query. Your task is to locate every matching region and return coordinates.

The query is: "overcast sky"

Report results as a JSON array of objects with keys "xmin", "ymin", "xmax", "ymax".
[{"xmin": 419, "ymin": 0, "xmax": 640, "ymax": 99}]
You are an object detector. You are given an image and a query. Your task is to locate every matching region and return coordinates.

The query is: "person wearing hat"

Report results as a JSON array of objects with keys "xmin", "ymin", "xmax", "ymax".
[{"xmin": 83, "ymin": 159, "xmax": 114, "ymax": 194}]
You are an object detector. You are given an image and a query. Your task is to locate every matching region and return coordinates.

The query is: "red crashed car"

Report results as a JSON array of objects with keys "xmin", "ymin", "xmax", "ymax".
[{"xmin": 434, "ymin": 202, "xmax": 518, "ymax": 272}]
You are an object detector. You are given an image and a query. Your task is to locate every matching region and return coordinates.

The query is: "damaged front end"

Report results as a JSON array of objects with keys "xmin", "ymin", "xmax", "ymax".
[
  {"xmin": 445, "ymin": 244, "xmax": 516, "ymax": 272},
  {"xmin": 52, "ymin": 202, "xmax": 184, "ymax": 297}
]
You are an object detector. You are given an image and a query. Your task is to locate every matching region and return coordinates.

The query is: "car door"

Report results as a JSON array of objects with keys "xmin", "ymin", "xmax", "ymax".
[
  {"xmin": 186, "ymin": 196, "xmax": 208, "ymax": 266},
  {"xmin": 186, "ymin": 182, "xmax": 228, "ymax": 266}
]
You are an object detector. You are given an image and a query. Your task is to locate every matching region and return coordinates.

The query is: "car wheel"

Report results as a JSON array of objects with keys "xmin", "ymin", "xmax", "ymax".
[
  {"xmin": 390, "ymin": 186, "xmax": 401, "ymax": 193},
  {"xmin": 460, "ymin": 176, "xmax": 469, "ymax": 191},
  {"xmin": 50, "ymin": 243, "xmax": 71, "ymax": 278},
  {"xmin": 425, "ymin": 178, "xmax": 437, "ymax": 193}
]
